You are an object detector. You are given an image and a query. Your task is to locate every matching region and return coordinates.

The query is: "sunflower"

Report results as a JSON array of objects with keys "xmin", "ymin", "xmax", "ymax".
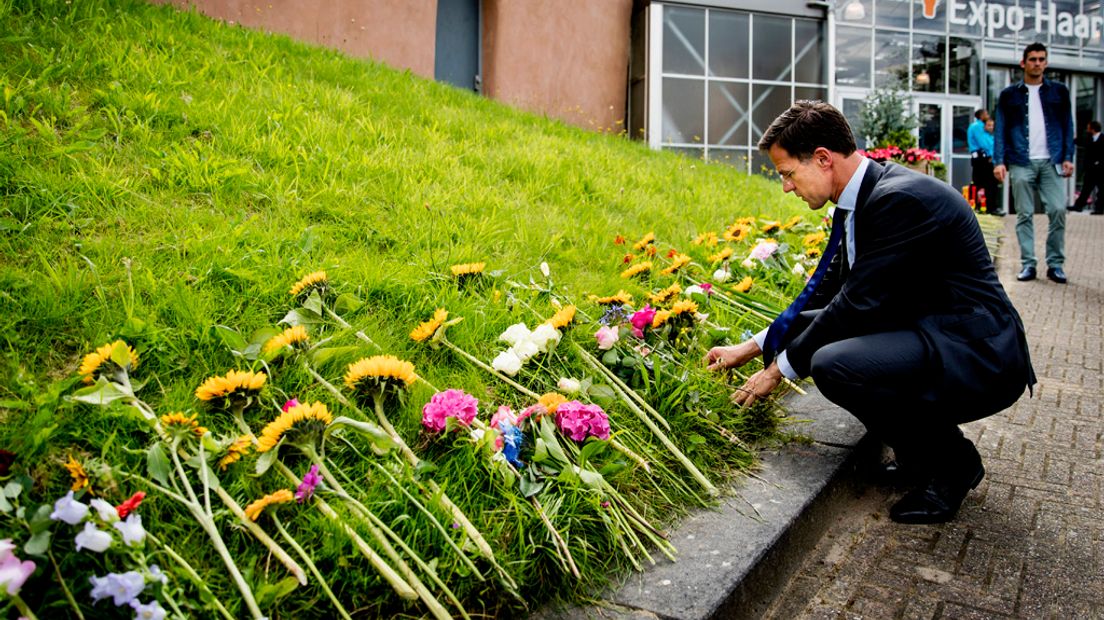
[
  {"xmin": 289, "ymin": 271, "xmax": 328, "ymax": 298},
  {"xmin": 734, "ymin": 216, "xmax": 756, "ymax": 226},
  {"xmin": 620, "ymin": 262, "xmax": 652, "ymax": 279},
  {"xmin": 709, "ymin": 247, "xmax": 734, "ymax": 263},
  {"xmin": 660, "ymin": 253, "xmax": 691, "ymax": 275},
  {"xmin": 262, "ymin": 325, "xmax": 310, "ymax": 355},
  {"xmin": 651, "ymin": 310, "xmax": 672, "ymax": 328},
  {"xmin": 781, "ymin": 215, "xmax": 803, "ymax": 230},
  {"xmin": 450, "ymin": 262, "xmax": 485, "ymax": 277},
  {"xmin": 538, "ymin": 393, "xmax": 567, "ymax": 413},
  {"xmin": 691, "ymin": 232, "xmax": 718, "ymax": 247},
  {"xmin": 410, "ymin": 308, "xmax": 448, "ymax": 342},
  {"xmin": 670, "ymin": 300, "xmax": 699, "ymax": 316},
  {"xmin": 733, "ymin": 276, "xmax": 754, "ymax": 293},
  {"xmin": 649, "ymin": 283, "xmax": 682, "ymax": 305},
  {"xmin": 761, "ymin": 221, "xmax": 782, "ymax": 234},
  {"xmin": 590, "ymin": 291, "xmax": 634, "ymax": 305},
  {"xmin": 805, "ymin": 246, "xmax": 822, "ymax": 258},
  {"xmin": 195, "ymin": 370, "xmax": 267, "ymax": 404},
  {"xmin": 723, "ymin": 223, "xmax": 751, "ymax": 243},
  {"xmin": 218, "ymin": 436, "xmax": 252, "ymax": 470},
  {"xmin": 78, "ymin": 340, "xmax": 139, "ymax": 384},
  {"xmin": 632, "ymin": 232, "xmax": 655, "ymax": 251},
  {"xmin": 64, "ymin": 455, "xmax": 90, "ymax": 492},
  {"xmin": 547, "ymin": 305, "xmax": 577, "ymax": 329},
  {"xmin": 160, "ymin": 412, "xmax": 208, "ymax": 438},
  {"xmin": 803, "ymin": 231, "xmax": 827, "ymax": 247},
  {"xmin": 344, "ymin": 355, "xmax": 417, "ymax": 399},
  {"xmin": 243, "ymin": 489, "xmax": 295, "ymax": 521},
  {"xmin": 256, "ymin": 401, "xmax": 333, "ymax": 453}
]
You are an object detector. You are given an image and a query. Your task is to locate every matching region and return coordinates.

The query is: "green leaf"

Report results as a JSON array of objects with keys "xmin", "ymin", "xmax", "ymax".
[
  {"xmin": 147, "ymin": 443, "xmax": 170, "ymax": 486},
  {"xmin": 578, "ymin": 438, "xmax": 608, "ymax": 468},
  {"xmin": 71, "ymin": 378, "xmax": 132, "ymax": 405},
  {"xmin": 308, "ymin": 346, "xmax": 361, "ymax": 368},
  {"xmin": 576, "ymin": 467, "xmax": 604, "ymax": 489},
  {"xmin": 109, "ymin": 340, "xmax": 133, "ymax": 367},
  {"xmin": 687, "ymin": 434, "xmax": 707, "ymax": 445},
  {"xmin": 255, "ymin": 445, "xmax": 279, "ymax": 475},
  {"xmin": 255, "ymin": 575, "xmax": 301, "ymax": 608},
  {"xmin": 213, "ymin": 325, "xmax": 247, "ymax": 354},
  {"xmin": 279, "ymin": 308, "xmax": 324, "ymax": 327},
  {"xmin": 0, "ymin": 493, "xmax": 11, "ymax": 514},
  {"xmin": 328, "ymin": 416, "xmax": 395, "ymax": 455},
  {"xmin": 518, "ymin": 472, "xmax": 545, "ymax": 498},
  {"xmin": 599, "ymin": 461, "xmax": 629, "ymax": 477},
  {"xmin": 29, "ymin": 504, "xmax": 53, "ymax": 534},
  {"xmin": 303, "ymin": 291, "xmax": 323, "ymax": 315},
  {"xmin": 23, "ymin": 530, "xmax": 51, "ymax": 557},
  {"xmin": 601, "ymin": 350, "xmax": 620, "ymax": 366},
  {"xmin": 588, "ymin": 384, "xmax": 617, "ymax": 407},
  {"xmin": 334, "ymin": 293, "xmax": 363, "ymax": 313},
  {"xmin": 3, "ymin": 481, "xmax": 23, "ymax": 499}
]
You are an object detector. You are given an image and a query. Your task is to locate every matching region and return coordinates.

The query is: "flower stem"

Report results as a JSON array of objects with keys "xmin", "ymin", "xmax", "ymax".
[
  {"xmin": 609, "ymin": 438, "xmax": 651, "ymax": 473},
  {"xmin": 525, "ymin": 483, "xmax": 580, "ymax": 579},
  {"xmin": 324, "ymin": 306, "xmax": 380, "ymax": 349},
  {"xmin": 441, "ymin": 338, "xmax": 540, "ymax": 400},
  {"xmin": 577, "ymin": 345, "xmax": 670, "ymax": 431},
  {"xmin": 576, "ymin": 344, "xmax": 717, "ymax": 495},
  {"xmin": 271, "ymin": 514, "xmax": 353, "ymax": 620},
  {"xmin": 10, "ymin": 594, "xmax": 38, "ymax": 620},
  {"xmin": 147, "ymin": 532, "xmax": 236, "ymax": 620},
  {"xmin": 47, "ymin": 548, "xmax": 82, "ymax": 620},
  {"xmin": 213, "ymin": 485, "xmax": 307, "ymax": 585}
]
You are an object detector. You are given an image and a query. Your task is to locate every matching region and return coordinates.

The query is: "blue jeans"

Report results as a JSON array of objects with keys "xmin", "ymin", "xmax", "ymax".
[{"xmin": 1010, "ymin": 160, "xmax": 1066, "ymax": 269}]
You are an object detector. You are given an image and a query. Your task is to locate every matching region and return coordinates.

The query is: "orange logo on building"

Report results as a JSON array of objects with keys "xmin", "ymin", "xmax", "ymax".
[{"xmin": 921, "ymin": 0, "xmax": 938, "ymax": 18}]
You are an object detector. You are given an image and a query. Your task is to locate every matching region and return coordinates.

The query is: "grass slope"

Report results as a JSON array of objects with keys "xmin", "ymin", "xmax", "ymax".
[{"xmin": 0, "ymin": 1, "xmax": 811, "ymax": 617}]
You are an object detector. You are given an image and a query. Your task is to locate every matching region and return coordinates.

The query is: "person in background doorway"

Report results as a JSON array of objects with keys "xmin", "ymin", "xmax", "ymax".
[
  {"xmin": 968, "ymin": 109, "xmax": 1001, "ymax": 215},
  {"xmin": 993, "ymin": 42, "xmax": 1075, "ymax": 284},
  {"xmin": 1070, "ymin": 120, "xmax": 1102, "ymax": 215}
]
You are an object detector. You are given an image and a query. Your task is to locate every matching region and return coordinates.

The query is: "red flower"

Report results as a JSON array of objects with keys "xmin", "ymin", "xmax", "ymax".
[
  {"xmin": 614, "ymin": 235, "xmax": 626, "ymax": 245},
  {"xmin": 665, "ymin": 248, "xmax": 677, "ymax": 258},
  {"xmin": 623, "ymin": 253, "xmax": 634, "ymax": 264},
  {"xmin": 0, "ymin": 450, "xmax": 14, "ymax": 477},
  {"xmin": 116, "ymin": 491, "xmax": 147, "ymax": 518}
]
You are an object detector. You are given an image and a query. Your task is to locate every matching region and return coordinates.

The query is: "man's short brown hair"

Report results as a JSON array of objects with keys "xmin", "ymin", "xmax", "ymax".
[{"xmin": 757, "ymin": 100, "xmax": 857, "ymax": 160}]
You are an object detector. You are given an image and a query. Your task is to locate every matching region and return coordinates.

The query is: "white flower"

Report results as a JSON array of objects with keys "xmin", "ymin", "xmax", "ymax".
[
  {"xmin": 540, "ymin": 262, "xmax": 550, "ymax": 278},
  {"xmin": 147, "ymin": 565, "xmax": 168, "ymax": 585},
  {"xmin": 684, "ymin": 284, "xmax": 705, "ymax": 297},
  {"xmin": 595, "ymin": 325, "xmax": 620, "ymax": 350},
  {"xmin": 529, "ymin": 323, "xmax": 562, "ymax": 352},
  {"xmin": 791, "ymin": 263, "xmax": 806, "ymax": 275},
  {"xmin": 557, "ymin": 377, "xmax": 581, "ymax": 394},
  {"xmin": 511, "ymin": 339, "xmax": 540, "ymax": 362},
  {"xmin": 713, "ymin": 267, "xmax": 731, "ymax": 283},
  {"xmin": 740, "ymin": 257, "xmax": 755, "ymax": 269},
  {"xmin": 491, "ymin": 350, "xmax": 523, "ymax": 376},
  {"xmin": 50, "ymin": 491, "xmax": 90, "ymax": 526},
  {"xmin": 469, "ymin": 428, "xmax": 486, "ymax": 443},
  {"xmin": 0, "ymin": 539, "xmax": 16, "ymax": 561},
  {"xmin": 499, "ymin": 323, "xmax": 532, "ymax": 347},
  {"xmin": 90, "ymin": 498, "xmax": 118, "ymax": 523},
  {"xmin": 113, "ymin": 514, "xmax": 146, "ymax": 547},
  {"xmin": 74, "ymin": 522, "xmax": 113, "ymax": 553},
  {"xmin": 89, "ymin": 571, "xmax": 145, "ymax": 606},
  {"xmin": 749, "ymin": 239, "xmax": 780, "ymax": 260},
  {"xmin": 131, "ymin": 599, "xmax": 167, "ymax": 620}
]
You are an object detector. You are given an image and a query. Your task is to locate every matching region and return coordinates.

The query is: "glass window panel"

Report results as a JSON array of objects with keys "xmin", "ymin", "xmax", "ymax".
[
  {"xmin": 1048, "ymin": 0, "xmax": 1082, "ymax": 46},
  {"xmin": 708, "ymin": 147, "xmax": 750, "ymax": 172},
  {"xmin": 875, "ymin": 0, "xmax": 911, "ymax": 28},
  {"xmin": 753, "ymin": 15, "xmax": 792, "ymax": 81},
  {"xmin": 875, "ymin": 30, "xmax": 911, "ymax": 88},
  {"xmin": 1047, "ymin": 46, "xmax": 1081, "ymax": 67},
  {"xmin": 912, "ymin": 33, "xmax": 945, "ymax": 93},
  {"xmin": 842, "ymin": 97, "xmax": 866, "ymax": 147},
  {"xmin": 794, "ymin": 86, "xmax": 828, "ymax": 102},
  {"xmin": 951, "ymin": 157, "xmax": 971, "ymax": 192},
  {"xmin": 913, "ymin": 0, "xmax": 946, "ymax": 33},
  {"xmin": 664, "ymin": 146, "xmax": 705, "ymax": 162},
  {"xmin": 948, "ymin": 0, "xmax": 984, "ymax": 36},
  {"xmin": 986, "ymin": 67, "xmax": 1008, "ymax": 111},
  {"xmin": 952, "ymin": 105, "xmax": 974, "ymax": 154},
  {"xmin": 661, "ymin": 78, "xmax": 705, "ymax": 144},
  {"xmin": 794, "ymin": 19, "xmax": 826, "ymax": 85},
  {"xmin": 918, "ymin": 102, "xmax": 943, "ymax": 152},
  {"xmin": 708, "ymin": 11, "xmax": 749, "ymax": 79},
  {"xmin": 836, "ymin": 26, "xmax": 872, "ymax": 88},
  {"xmin": 751, "ymin": 83, "xmax": 792, "ymax": 144},
  {"xmin": 948, "ymin": 37, "xmax": 980, "ymax": 95},
  {"xmin": 751, "ymin": 149, "xmax": 778, "ymax": 178},
  {"xmin": 663, "ymin": 6, "xmax": 706, "ymax": 75},
  {"xmin": 838, "ymin": 0, "xmax": 872, "ymax": 25},
  {"xmin": 708, "ymin": 82, "xmax": 750, "ymax": 146}
]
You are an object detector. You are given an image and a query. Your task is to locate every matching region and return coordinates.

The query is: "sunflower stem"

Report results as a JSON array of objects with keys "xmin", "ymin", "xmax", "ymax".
[
  {"xmin": 147, "ymin": 532, "xmax": 236, "ymax": 620},
  {"xmin": 441, "ymin": 338, "xmax": 540, "ymax": 399},
  {"xmin": 609, "ymin": 438, "xmax": 651, "ymax": 473},
  {"xmin": 271, "ymin": 515, "xmax": 353, "ymax": 620},
  {"xmin": 575, "ymin": 344, "xmax": 670, "ymax": 431},
  {"xmin": 213, "ymin": 486, "xmax": 308, "ymax": 585},
  {"xmin": 324, "ymin": 306, "xmax": 380, "ymax": 350}
]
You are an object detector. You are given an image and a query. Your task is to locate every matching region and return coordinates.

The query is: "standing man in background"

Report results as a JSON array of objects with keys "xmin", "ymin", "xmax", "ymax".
[
  {"xmin": 1070, "ymin": 120, "xmax": 1102, "ymax": 214},
  {"xmin": 993, "ymin": 42, "xmax": 1075, "ymax": 284},
  {"xmin": 968, "ymin": 109, "xmax": 1000, "ymax": 215}
]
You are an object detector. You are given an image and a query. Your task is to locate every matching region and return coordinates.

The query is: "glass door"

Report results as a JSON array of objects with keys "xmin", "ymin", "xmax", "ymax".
[{"xmin": 914, "ymin": 96, "xmax": 981, "ymax": 192}]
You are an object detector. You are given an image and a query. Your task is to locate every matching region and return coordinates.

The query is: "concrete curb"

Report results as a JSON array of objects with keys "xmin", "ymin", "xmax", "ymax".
[{"xmin": 541, "ymin": 388, "xmax": 869, "ymax": 620}]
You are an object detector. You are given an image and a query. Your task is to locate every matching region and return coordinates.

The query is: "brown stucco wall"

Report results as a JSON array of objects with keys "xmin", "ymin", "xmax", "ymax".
[
  {"xmin": 158, "ymin": 0, "xmax": 438, "ymax": 78},
  {"xmin": 482, "ymin": 0, "xmax": 634, "ymax": 131}
]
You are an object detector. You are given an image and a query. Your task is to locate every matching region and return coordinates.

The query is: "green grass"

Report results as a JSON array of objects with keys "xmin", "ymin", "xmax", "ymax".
[{"xmin": 0, "ymin": 0, "xmax": 817, "ymax": 617}]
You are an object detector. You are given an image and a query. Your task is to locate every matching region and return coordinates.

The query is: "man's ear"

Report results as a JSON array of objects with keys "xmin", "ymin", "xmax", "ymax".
[{"xmin": 813, "ymin": 146, "xmax": 833, "ymax": 169}]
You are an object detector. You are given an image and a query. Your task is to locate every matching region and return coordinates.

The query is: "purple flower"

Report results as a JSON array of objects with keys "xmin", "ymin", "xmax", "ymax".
[
  {"xmin": 130, "ymin": 599, "xmax": 167, "ymax": 620},
  {"xmin": 554, "ymin": 401, "xmax": 611, "ymax": 442},
  {"xmin": 0, "ymin": 546, "xmax": 35, "ymax": 596},
  {"xmin": 89, "ymin": 571, "xmax": 145, "ymax": 606},
  {"xmin": 421, "ymin": 389, "xmax": 479, "ymax": 433},
  {"xmin": 296, "ymin": 464, "xmax": 321, "ymax": 503}
]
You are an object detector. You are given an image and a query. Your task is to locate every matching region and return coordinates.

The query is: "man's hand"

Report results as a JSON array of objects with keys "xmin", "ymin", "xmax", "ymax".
[
  {"xmin": 1061, "ymin": 161, "xmax": 1074, "ymax": 177},
  {"xmin": 705, "ymin": 340, "xmax": 761, "ymax": 372},
  {"xmin": 731, "ymin": 363, "xmax": 784, "ymax": 407},
  {"xmin": 993, "ymin": 164, "xmax": 1007, "ymax": 183}
]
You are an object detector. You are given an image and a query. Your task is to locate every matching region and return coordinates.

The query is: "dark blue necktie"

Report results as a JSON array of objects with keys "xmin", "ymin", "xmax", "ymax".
[{"xmin": 762, "ymin": 209, "xmax": 847, "ymax": 364}]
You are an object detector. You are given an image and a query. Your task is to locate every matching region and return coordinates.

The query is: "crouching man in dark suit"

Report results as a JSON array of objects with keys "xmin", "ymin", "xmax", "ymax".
[{"xmin": 707, "ymin": 101, "xmax": 1036, "ymax": 524}]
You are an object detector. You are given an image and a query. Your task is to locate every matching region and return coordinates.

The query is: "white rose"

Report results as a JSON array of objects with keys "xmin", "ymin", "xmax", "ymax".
[
  {"xmin": 499, "ymin": 323, "xmax": 532, "ymax": 347},
  {"xmin": 529, "ymin": 323, "xmax": 562, "ymax": 352},
  {"xmin": 684, "ymin": 284, "xmax": 704, "ymax": 297},
  {"xmin": 511, "ymin": 338, "xmax": 540, "ymax": 362},
  {"xmin": 557, "ymin": 377, "xmax": 581, "ymax": 394},
  {"xmin": 791, "ymin": 263, "xmax": 806, "ymax": 275},
  {"xmin": 741, "ymin": 257, "xmax": 755, "ymax": 269},
  {"xmin": 491, "ymin": 350, "xmax": 523, "ymax": 376},
  {"xmin": 713, "ymin": 267, "xmax": 731, "ymax": 283}
]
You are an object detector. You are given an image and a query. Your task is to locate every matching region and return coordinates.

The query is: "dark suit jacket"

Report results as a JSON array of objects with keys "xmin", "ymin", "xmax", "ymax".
[
  {"xmin": 787, "ymin": 161, "xmax": 1035, "ymax": 420},
  {"xmin": 1082, "ymin": 134, "xmax": 1103, "ymax": 170}
]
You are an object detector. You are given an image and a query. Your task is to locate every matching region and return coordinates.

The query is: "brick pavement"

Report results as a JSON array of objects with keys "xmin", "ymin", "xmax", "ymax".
[{"xmin": 764, "ymin": 213, "xmax": 1104, "ymax": 620}]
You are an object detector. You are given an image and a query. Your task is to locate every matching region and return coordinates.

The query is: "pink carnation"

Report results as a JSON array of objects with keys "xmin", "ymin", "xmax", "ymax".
[
  {"xmin": 490, "ymin": 405, "xmax": 517, "ymax": 431},
  {"xmin": 554, "ymin": 400, "xmax": 611, "ymax": 442},
  {"xmin": 630, "ymin": 305, "xmax": 656, "ymax": 334},
  {"xmin": 421, "ymin": 389, "xmax": 479, "ymax": 433},
  {"xmin": 516, "ymin": 403, "xmax": 547, "ymax": 424},
  {"xmin": 282, "ymin": 399, "xmax": 300, "ymax": 412}
]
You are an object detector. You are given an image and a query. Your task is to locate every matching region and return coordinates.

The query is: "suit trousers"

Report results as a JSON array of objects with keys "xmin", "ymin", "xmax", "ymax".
[
  {"xmin": 1073, "ymin": 165, "xmax": 1102, "ymax": 213},
  {"xmin": 778, "ymin": 312, "xmax": 979, "ymax": 476},
  {"xmin": 1009, "ymin": 160, "xmax": 1066, "ymax": 269}
]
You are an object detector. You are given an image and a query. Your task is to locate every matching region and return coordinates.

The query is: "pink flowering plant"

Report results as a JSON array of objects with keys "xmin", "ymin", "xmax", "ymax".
[
  {"xmin": 421, "ymin": 389, "xmax": 479, "ymax": 433},
  {"xmin": 554, "ymin": 401, "xmax": 611, "ymax": 442}
]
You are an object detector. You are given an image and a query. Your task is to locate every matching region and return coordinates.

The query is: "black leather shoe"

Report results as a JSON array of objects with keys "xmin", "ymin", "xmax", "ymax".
[
  {"xmin": 890, "ymin": 463, "xmax": 985, "ymax": 524},
  {"xmin": 1046, "ymin": 267, "xmax": 1067, "ymax": 284},
  {"xmin": 1016, "ymin": 266, "xmax": 1037, "ymax": 281}
]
